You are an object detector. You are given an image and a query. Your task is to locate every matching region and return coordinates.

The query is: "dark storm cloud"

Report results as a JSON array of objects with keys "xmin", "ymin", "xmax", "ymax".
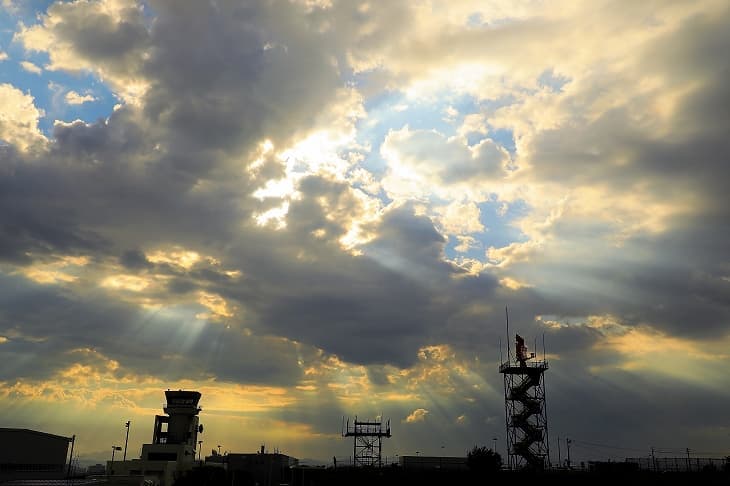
[
  {"xmin": 119, "ymin": 249, "xmax": 152, "ymax": 269},
  {"xmin": 0, "ymin": 149, "xmax": 109, "ymax": 264},
  {"xmin": 216, "ymin": 219, "xmax": 458, "ymax": 366},
  {"xmin": 0, "ymin": 272, "xmax": 303, "ymax": 385},
  {"xmin": 139, "ymin": 0, "xmax": 347, "ymax": 160}
]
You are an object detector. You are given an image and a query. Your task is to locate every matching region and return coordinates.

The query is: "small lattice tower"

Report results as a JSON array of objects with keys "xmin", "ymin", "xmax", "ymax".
[
  {"xmin": 342, "ymin": 416, "xmax": 391, "ymax": 467},
  {"xmin": 499, "ymin": 333, "xmax": 550, "ymax": 469}
]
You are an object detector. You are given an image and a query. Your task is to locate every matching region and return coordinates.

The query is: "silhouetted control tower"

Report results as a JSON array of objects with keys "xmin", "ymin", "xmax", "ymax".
[
  {"xmin": 499, "ymin": 334, "xmax": 550, "ymax": 469},
  {"xmin": 342, "ymin": 417, "xmax": 391, "ymax": 467},
  {"xmin": 153, "ymin": 390, "xmax": 203, "ymax": 447}
]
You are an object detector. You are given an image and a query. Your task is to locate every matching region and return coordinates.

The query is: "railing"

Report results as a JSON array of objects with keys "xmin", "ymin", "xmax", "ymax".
[{"xmin": 499, "ymin": 359, "xmax": 549, "ymax": 372}]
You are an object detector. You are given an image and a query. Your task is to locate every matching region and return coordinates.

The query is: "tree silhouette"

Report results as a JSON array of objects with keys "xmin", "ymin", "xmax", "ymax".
[{"xmin": 466, "ymin": 445, "xmax": 502, "ymax": 473}]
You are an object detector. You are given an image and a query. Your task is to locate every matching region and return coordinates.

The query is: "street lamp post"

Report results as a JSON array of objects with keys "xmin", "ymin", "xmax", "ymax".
[
  {"xmin": 492, "ymin": 437, "xmax": 498, "ymax": 454},
  {"xmin": 110, "ymin": 446, "xmax": 122, "ymax": 475},
  {"xmin": 198, "ymin": 441, "xmax": 203, "ymax": 462},
  {"xmin": 123, "ymin": 421, "xmax": 131, "ymax": 461}
]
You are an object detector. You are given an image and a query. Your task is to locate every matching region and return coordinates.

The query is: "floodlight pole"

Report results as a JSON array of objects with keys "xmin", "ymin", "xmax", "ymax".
[
  {"xmin": 124, "ymin": 421, "xmax": 131, "ymax": 461},
  {"xmin": 66, "ymin": 434, "xmax": 76, "ymax": 478},
  {"xmin": 110, "ymin": 446, "xmax": 119, "ymax": 475}
]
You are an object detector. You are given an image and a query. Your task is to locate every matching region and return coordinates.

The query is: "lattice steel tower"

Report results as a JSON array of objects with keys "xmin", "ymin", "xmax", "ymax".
[
  {"xmin": 499, "ymin": 332, "xmax": 550, "ymax": 469},
  {"xmin": 342, "ymin": 416, "xmax": 391, "ymax": 467}
]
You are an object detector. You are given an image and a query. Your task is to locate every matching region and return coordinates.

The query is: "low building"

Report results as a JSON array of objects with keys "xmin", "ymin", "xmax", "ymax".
[
  {"xmin": 86, "ymin": 463, "xmax": 106, "ymax": 475},
  {"xmin": 0, "ymin": 428, "xmax": 73, "ymax": 482},
  {"xmin": 398, "ymin": 455, "xmax": 467, "ymax": 470},
  {"xmin": 206, "ymin": 447, "xmax": 298, "ymax": 486}
]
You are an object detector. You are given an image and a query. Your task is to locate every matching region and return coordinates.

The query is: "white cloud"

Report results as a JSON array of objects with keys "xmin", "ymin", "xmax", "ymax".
[
  {"xmin": 381, "ymin": 126, "xmax": 509, "ymax": 201},
  {"xmin": 434, "ymin": 200, "xmax": 484, "ymax": 236},
  {"xmin": 0, "ymin": 51, "xmax": 8, "ymax": 61},
  {"xmin": 19, "ymin": 60, "xmax": 42, "ymax": 74},
  {"xmin": 65, "ymin": 90, "xmax": 96, "ymax": 105},
  {"xmin": 0, "ymin": 83, "xmax": 47, "ymax": 151}
]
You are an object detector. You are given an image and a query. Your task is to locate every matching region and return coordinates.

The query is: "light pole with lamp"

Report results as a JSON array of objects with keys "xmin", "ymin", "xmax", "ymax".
[
  {"xmin": 123, "ymin": 421, "xmax": 131, "ymax": 461},
  {"xmin": 110, "ymin": 446, "xmax": 122, "ymax": 475}
]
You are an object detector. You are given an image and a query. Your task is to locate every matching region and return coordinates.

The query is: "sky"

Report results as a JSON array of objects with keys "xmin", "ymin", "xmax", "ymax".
[{"xmin": 1, "ymin": 0, "xmax": 729, "ymax": 466}]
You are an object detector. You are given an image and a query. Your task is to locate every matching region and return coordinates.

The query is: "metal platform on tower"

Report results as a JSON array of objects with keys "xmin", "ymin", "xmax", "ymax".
[
  {"xmin": 342, "ymin": 417, "xmax": 391, "ymax": 467},
  {"xmin": 499, "ymin": 333, "xmax": 550, "ymax": 470}
]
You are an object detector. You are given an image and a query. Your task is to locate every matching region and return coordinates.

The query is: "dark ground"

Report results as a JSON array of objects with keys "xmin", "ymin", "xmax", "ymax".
[
  {"xmin": 292, "ymin": 468, "xmax": 730, "ymax": 486},
  {"xmin": 174, "ymin": 464, "xmax": 730, "ymax": 486}
]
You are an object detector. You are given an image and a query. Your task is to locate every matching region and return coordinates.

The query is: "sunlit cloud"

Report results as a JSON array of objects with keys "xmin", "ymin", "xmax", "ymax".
[
  {"xmin": 65, "ymin": 90, "xmax": 96, "ymax": 105},
  {"xmin": 146, "ymin": 248, "xmax": 201, "ymax": 270},
  {"xmin": 19, "ymin": 60, "xmax": 42, "ymax": 74},
  {"xmin": 101, "ymin": 274, "xmax": 150, "ymax": 292},
  {"xmin": 405, "ymin": 408, "xmax": 429, "ymax": 423}
]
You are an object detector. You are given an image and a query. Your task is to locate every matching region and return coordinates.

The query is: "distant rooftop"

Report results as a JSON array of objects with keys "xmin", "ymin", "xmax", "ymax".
[
  {"xmin": 0, "ymin": 428, "xmax": 73, "ymax": 442},
  {"xmin": 2, "ymin": 480, "xmax": 105, "ymax": 486}
]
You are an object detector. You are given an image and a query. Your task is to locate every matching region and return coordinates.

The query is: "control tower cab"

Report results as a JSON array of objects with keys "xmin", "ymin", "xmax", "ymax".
[
  {"xmin": 153, "ymin": 390, "xmax": 203, "ymax": 447},
  {"xmin": 138, "ymin": 390, "xmax": 203, "ymax": 466}
]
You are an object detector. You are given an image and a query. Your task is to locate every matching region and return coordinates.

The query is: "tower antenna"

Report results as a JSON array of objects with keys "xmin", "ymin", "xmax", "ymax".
[
  {"xmin": 505, "ymin": 306, "xmax": 511, "ymax": 363},
  {"xmin": 542, "ymin": 333, "xmax": 546, "ymax": 361},
  {"xmin": 499, "ymin": 337, "xmax": 503, "ymax": 364}
]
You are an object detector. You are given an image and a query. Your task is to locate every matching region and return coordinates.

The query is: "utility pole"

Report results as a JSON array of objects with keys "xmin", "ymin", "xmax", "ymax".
[
  {"xmin": 123, "ymin": 421, "xmax": 131, "ymax": 461},
  {"xmin": 557, "ymin": 436, "xmax": 561, "ymax": 467},
  {"xmin": 686, "ymin": 448, "xmax": 691, "ymax": 472},
  {"xmin": 651, "ymin": 447, "xmax": 656, "ymax": 472},
  {"xmin": 566, "ymin": 438, "xmax": 572, "ymax": 469},
  {"xmin": 66, "ymin": 435, "xmax": 76, "ymax": 478},
  {"xmin": 198, "ymin": 441, "xmax": 203, "ymax": 461},
  {"xmin": 110, "ymin": 446, "xmax": 122, "ymax": 475}
]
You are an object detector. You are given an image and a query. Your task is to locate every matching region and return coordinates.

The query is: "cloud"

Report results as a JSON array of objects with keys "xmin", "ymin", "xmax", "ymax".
[
  {"xmin": 0, "ymin": 51, "xmax": 8, "ymax": 61},
  {"xmin": 14, "ymin": 0, "xmax": 151, "ymax": 102},
  {"xmin": 381, "ymin": 126, "xmax": 509, "ymax": 200},
  {"xmin": 405, "ymin": 408, "xmax": 429, "ymax": 423},
  {"xmin": 19, "ymin": 60, "xmax": 42, "ymax": 74},
  {"xmin": 65, "ymin": 90, "xmax": 96, "ymax": 105},
  {"xmin": 0, "ymin": 83, "xmax": 47, "ymax": 152}
]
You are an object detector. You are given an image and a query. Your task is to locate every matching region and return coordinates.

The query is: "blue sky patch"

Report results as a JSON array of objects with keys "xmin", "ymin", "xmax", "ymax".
[{"xmin": 0, "ymin": 4, "xmax": 119, "ymax": 135}]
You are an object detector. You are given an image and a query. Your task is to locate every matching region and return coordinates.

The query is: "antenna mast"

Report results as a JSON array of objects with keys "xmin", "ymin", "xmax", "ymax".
[{"xmin": 505, "ymin": 306, "xmax": 511, "ymax": 363}]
